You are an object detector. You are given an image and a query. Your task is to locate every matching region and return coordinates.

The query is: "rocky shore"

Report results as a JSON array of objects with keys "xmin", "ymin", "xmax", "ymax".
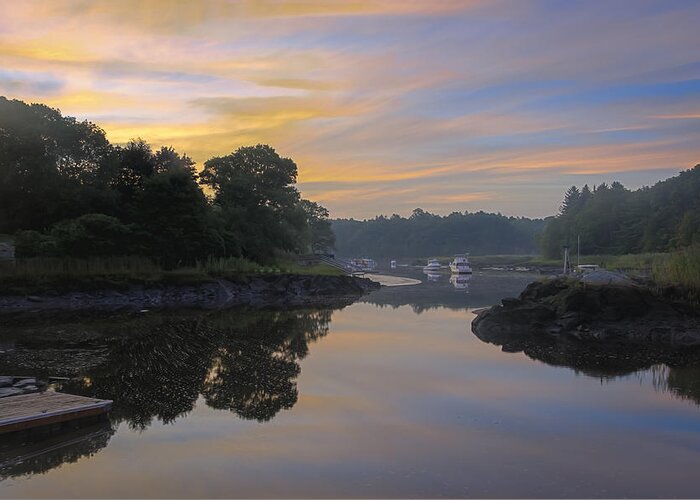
[
  {"xmin": 0, "ymin": 376, "xmax": 47, "ymax": 398},
  {"xmin": 0, "ymin": 274, "xmax": 380, "ymax": 315},
  {"xmin": 472, "ymin": 275, "xmax": 700, "ymax": 347}
]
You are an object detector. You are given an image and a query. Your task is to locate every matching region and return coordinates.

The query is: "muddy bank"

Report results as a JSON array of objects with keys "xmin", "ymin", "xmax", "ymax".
[
  {"xmin": 472, "ymin": 277, "xmax": 700, "ymax": 347},
  {"xmin": 0, "ymin": 274, "xmax": 379, "ymax": 315}
]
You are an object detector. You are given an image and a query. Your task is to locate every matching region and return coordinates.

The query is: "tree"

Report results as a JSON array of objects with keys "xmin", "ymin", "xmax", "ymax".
[
  {"xmin": 559, "ymin": 186, "xmax": 580, "ymax": 216},
  {"xmin": 539, "ymin": 165, "xmax": 700, "ymax": 256},
  {"xmin": 0, "ymin": 97, "xmax": 116, "ymax": 232},
  {"xmin": 131, "ymin": 169, "xmax": 224, "ymax": 267},
  {"xmin": 300, "ymin": 199, "xmax": 335, "ymax": 253},
  {"xmin": 332, "ymin": 211, "xmax": 546, "ymax": 258},
  {"xmin": 111, "ymin": 139, "xmax": 157, "ymax": 199},
  {"xmin": 200, "ymin": 145, "xmax": 307, "ymax": 260},
  {"xmin": 50, "ymin": 214, "xmax": 134, "ymax": 258}
]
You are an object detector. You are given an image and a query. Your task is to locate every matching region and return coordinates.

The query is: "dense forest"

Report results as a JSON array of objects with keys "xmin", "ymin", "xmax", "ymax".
[
  {"xmin": 0, "ymin": 97, "xmax": 334, "ymax": 266},
  {"xmin": 332, "ymin": 209, "xmax": 546, "ymax": 258},
  {"xmin": 540, "ymin": 165, "xmax": 700, "ymax": 258}
]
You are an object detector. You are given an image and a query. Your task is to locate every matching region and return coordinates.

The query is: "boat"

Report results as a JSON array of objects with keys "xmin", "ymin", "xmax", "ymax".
[
  {"xmin": 423, "ymin": 259, "xmax": 441, "ymax": 272},
  {"xmin": 350, "ymin": 258, "xmax": 377, "ymax": 272},
  {"xmin": 390, "ymin": 260, "xmax": 397, "ymax": 269},
  {"xmin": 449, "ymin": 254, "xmax": 472, "ymax": 274}
]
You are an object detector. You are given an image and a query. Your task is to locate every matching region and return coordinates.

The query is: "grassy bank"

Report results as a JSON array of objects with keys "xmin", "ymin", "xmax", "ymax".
[
  {"xmin": 0, "ymin": 256, "xmax": 344, "ymax": 295},
  {"xmin": 651, "ymin": 246, "xmax": 700, "ymax": 291}
]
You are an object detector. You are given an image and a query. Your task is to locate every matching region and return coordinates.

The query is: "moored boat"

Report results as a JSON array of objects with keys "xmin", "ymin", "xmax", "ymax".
[
  {"xmin": 350, "ymin": 258, "xmax": 377, "ymax": 272},
  {"xmin": 449, "ymin": 254, "xmax": 472, "ymax": 274},
  {"xmin": 423, "ymin": 259, "xmax": 442, "ymax": 272}
]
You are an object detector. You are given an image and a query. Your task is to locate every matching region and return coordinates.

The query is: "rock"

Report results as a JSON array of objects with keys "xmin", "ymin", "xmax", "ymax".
[
  {"xmin": 580, "ymin": 270, "xmax": 637, "ymax": 287},
  {"xmin": 0, "ymin": 274, "xmax": 379, "ymax": 314},
  {"xmin": 0, "ymin": 387, "xmax": 23, "ymax": 398},
  {"xmin": 472, "ymin": 276, "xmax": 700, "ymax": 347},
  {"xmin": 13, "ymin": 377, "xmax": 37, "ymax": 387}
]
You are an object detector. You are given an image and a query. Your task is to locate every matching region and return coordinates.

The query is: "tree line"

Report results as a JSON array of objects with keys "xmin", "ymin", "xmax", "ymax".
[
  {"xmin": 0, "ymin": 97, "xmax": 334, "ymax": 266},
  {"xmin": 332, "ymin": 209, "xmax": 546, "ymax": 258},
  {"xmin": 539, "ymin": 165, "xmax": 700, "ymax": 258}
]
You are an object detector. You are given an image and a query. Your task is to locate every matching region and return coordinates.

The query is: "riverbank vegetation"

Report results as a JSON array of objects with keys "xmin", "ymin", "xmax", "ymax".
[
  {"xmin": 540, "ymin": 165, "xmax": 700, "ymax": 258},
  {"xmin": 539, "ymin": 166, "xmax": 700, "ymax": 291},
  {"xmin": 652, "ymin": 245, "xmax": 700, "ymax": 292},
  {"xmin": 0, "ymin": 97, "xmax": 335, "ymax": 275},
  {"xmin": 0, "ymin": 255, "xmax": 344, "ymax": 295}
]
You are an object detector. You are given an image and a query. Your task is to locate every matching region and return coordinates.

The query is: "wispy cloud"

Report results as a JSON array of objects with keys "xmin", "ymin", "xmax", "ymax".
[{"xmin": 1, "ymin": 0, "xmax": 699, "ymax": 217}]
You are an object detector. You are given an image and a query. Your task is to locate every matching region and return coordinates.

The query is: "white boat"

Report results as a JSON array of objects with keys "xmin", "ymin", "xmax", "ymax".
[
  {"xmin": 350, "ymin": 258, "xmax": 377, "ymax": 272},
  {"xmin": 390, "ymin": 260, "xmax": 397, "ymax": 269},
  {"xmin": 424, "ymin": 271, "xmax": 441, "ymax": 282},
  {"xmin": 449, "ymin": 254, "xmax": 472, "ymax": 274},
  {"xmin": 423, "ymin": 259, "xmax": 441, "ymax": 272}
]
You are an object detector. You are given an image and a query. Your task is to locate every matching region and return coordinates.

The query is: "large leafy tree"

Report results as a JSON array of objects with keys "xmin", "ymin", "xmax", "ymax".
[
  {"xmin": 131, "ymin": 168, "xmax": 224, "ymax": 267},
  {"xmin": 1, "ymin": 98, "xmax": 334, "ymax": 265},
  {"xmin": 200, "ymin": 145, "xmax": 308, "ymax": 259},
  {"xmin": 0, "ymin": 97, "xmax": 116, "ymax": 232}
]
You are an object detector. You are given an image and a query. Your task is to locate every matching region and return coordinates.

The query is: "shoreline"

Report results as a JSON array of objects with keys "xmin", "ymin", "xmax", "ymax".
[
  {"xmin": 472, "ymin": 275, "xmax": 700, "ymax": 347},
  {"xmin": 0, "ymin": 274, "xmax": 380, "ymax": 315}
]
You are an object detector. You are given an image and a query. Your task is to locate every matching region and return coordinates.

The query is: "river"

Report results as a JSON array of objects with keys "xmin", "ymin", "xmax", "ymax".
[{"xmin": 2, "ymin": 270, "xmax": 700, "ymax": 498}]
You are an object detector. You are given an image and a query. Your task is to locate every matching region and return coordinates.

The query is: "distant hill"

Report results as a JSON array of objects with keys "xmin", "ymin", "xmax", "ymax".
[
  {"xmin": 540, "ymin": 164, "xmax": 700, "ymax": 258},
  {"xmin": 331, "ymin": 209, "xmax": 546, "ymax": 258}
]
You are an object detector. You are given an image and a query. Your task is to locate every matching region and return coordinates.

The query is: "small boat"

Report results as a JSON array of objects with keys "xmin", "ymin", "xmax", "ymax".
[
  {"xmin": 449, "ymin": 254, "xmax": 472, "ymax": 274},
  {"xmin": 390, "ymin": 260, "xmax": 397, "ymax": 269},
  {"xmin": 423, "ymin": 259, "xmax": 441, "ymax": 272},
  {"xmin": 350, "ymin": 258, "xmax": 377, "ymax": 272}
]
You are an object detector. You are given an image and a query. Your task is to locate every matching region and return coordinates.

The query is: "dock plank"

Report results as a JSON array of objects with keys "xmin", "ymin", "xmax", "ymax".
[{"xmin": 0, "ymin": 391, "xmax": 112, "ymax": 434}]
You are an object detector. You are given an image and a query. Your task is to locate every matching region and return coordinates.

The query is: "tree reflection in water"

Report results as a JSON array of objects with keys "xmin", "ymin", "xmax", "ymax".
[
  {"xmin": 472, "ymin": 322, "xmax": 700, "ymax": 404},
  {"xmin": 201, "ymin": 310, "xmax": 332, "ymax": 422},
  {"xmin": 0, "ymin": 421, "xmax": 114, "ymax": 481},
  {"xmin": 0, "ymin": 308, "xmax": 336, "ymax": 480},
  {"xmin": 1, "ymin": 308, "xmax": 336, "ymax": 431}
]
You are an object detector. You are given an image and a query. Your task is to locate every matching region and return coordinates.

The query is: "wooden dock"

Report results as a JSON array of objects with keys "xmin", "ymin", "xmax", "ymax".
[{"xmin": 0, "ymin": 391, "xmax": 112, "ymax": 434}]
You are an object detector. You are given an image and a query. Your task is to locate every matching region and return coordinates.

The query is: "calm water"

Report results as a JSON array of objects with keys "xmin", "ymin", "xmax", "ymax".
[{"xmin": 2, "ymin": 271, "xmax": 700, "ymax": 498}]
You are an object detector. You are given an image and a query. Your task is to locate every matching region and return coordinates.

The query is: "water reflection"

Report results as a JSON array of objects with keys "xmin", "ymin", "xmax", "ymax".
[
  {"xmin": 449, "ymin": 273, "xmax": 471, "ymax": 291},
  {"xmin": 472, "ymin": 319, "xmax": 700, "ymax": 403},
  {"xmin": 422, "ymin": 270, "xmax": 442, "ymax": 282},
  {"xmin": 365, "ymin": 270, "xmax": 535, "ymax": 313},
  {"xmin": 0, "ymin": 421, "xmax": 114, "ymax": 481},
  {"xmin": 0, "ymin": 308, "xmax": 335, "ymax": 430},
  {"xmin": 4, "ymin": 274, "xmax": 700, "ymax": 497}
]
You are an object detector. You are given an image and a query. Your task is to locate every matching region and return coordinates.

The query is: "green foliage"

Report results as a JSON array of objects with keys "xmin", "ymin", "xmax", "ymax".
[
  {"xmin": 195, "ymin": 256, "xmax": 263, "ymax": 275},
  {"xmin": 1, "ymin": 98, "xmax": 334, "ymax": 269},
  {"xmin": 332, "ymin": 210, "xmax": 545, "ymax": 258},
  {"xmin": 200, "ymin": 145, "xmax": 310, "ymax": 259},
  {"xmin": 14, "ymin": 230, "xmax": 56, "ymax": 257},
  {"xmin": 131, "ymin": 169, "xmax": 224, "ymax": 267},
  {"xmin": 299, "ymin": 199, "xmax": 335, "ymax": 253},
  {"xmin": 541, "ymin": 166, "xmax": 700, "ymax": 258},
  {"xmin": 0, "ymin": 97, "xmax": 117, "ymax": 232},
  {"xmin": 49, "ymin": 214, "xmax": 134, "ymax": 258},
  {"xmin": 652, "ymin": 245, "xmax": 700, "ymax": 291}
]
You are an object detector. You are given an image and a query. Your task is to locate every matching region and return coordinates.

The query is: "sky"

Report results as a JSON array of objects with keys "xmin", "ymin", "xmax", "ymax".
[{"xmin": 1, "ymin": 0, "xmax": 699, "ymax": 219}]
